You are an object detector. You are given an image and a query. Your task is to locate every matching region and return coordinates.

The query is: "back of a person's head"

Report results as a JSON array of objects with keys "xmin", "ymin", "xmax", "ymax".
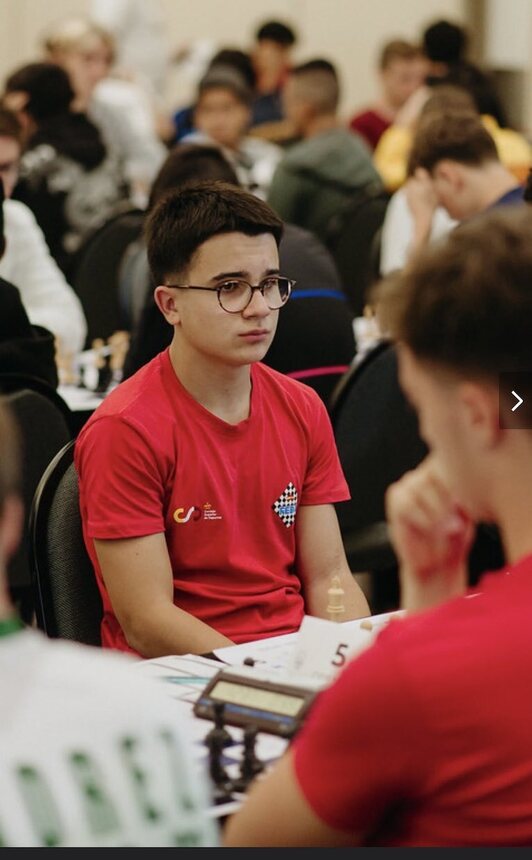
[
  {"xmin": 146, "ymin": 180, "xmax": 283, "ymax": 284},
  {"xmin": 375, "ymin": 208, "xmax": 532, "ymax": 384},
  {"xmin": 408, "ymin": 110, "xmax": 498, "ymax": 174},
  {"xmin": 43, "ymin": 15, "xmax": 115, "ymax": 63},
  {"xmin": 255, "ymin": 20, "xmax": 296, "ymax": 47},
  {"xmin": 5, "ymin": 62, "xmax": 74, "ymax": 121},
  {"xmin": 419, "ymin": 84, "xmax": 477, "ymax": 121},
  {"xmin": 379, "ymin": 39, "xmax": 422, "ymax": 70},
  {"xmin": 289, "ymin": 59, "xmax": 339, "ymax": 115},
  {"xmin": 208, "ymin": 49, "xmax": 256, "ymax": 91},
  {"xmin": 423, "ymin": 19, "xmax": 467, "ymax": 63},
  {"xmin": 149, "ymin": 144, "xmax": 239, "ymax": 209},
  {"xmin": 0, "ymin": 402, "xmax": 20, "ymax": 515}
]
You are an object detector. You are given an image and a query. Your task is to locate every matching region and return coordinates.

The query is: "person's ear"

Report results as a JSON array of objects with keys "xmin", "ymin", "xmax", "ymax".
[
  {"xmin": 0, "ymin": 496, "xmax": 23, "ymax": 566},
  {"xmin": 458, "ymin": 382, "xmax": 501, "ymax": 449},
  {"xmin": 438, "ymin": 160, "xmax": 463, "ymax": 191},
  {"xmin": 154, "ymin": 285, "xmax": 181, "ymax": 325}
]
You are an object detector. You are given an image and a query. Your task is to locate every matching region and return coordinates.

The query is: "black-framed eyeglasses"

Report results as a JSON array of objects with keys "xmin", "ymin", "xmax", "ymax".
[{"xmin": 165, "ymin": 276, "xmax": 295, "ymax": 313}]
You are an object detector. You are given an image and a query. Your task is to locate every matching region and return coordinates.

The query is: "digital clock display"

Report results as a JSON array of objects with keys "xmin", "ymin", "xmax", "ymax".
[{"xmin": 209, "ymin": 680, "xmax": 306, "ymax": 717}]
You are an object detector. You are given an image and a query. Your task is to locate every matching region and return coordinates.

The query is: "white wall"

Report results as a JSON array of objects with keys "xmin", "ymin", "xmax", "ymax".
[{"xmin": 0, "ymin": 0, "xmax": 465, "ymax": 115}]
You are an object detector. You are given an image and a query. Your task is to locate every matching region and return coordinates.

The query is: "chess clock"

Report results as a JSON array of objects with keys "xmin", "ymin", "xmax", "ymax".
[{"xmin": 194, "ymin": 666, "xmax": 319, "ymax": 737}]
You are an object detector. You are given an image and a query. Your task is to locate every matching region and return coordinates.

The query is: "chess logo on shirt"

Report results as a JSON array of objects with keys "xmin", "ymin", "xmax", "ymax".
[{"xmin": 272, "ymin": 482, "xmax": 298, "ymax": 528}]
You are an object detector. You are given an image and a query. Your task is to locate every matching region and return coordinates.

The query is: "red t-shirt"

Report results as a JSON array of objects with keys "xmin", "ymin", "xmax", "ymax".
[
  {"xmin": 293, "ymin": 556, "xmax": 532, "ymax": 846},
  {"xmin": 349, "ymin": 109, "xmax": 390, "ymax": 151},
  {"xmin": 75, "ymin": 351, "xmax": 349, "ymax": 653}
]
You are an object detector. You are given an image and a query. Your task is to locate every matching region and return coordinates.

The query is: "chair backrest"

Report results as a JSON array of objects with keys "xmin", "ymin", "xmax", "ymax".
[
  {"xmin": 72, "ymin": 209, "xmax": 145, "ymax": 344},
  {"xmin": 0, "ymin": 372, "xmax": 75, "ymax": 437},
  {"xmin": 332, "ymin": 343, "xmax": 506, "ymax": 583},
  {"xmin": 3, "ymin": 389, "xmax": 72, "ymax": 618},
  {"xmin": 324, "ymin": 186, "xmax": 390, "ymax": 316},
  {"xmin": 30, "ymin": 440, "xmax": 103, "ymax": 646},
  {"xmin": 331, "ymin": 341, "xmax": 428, "ymax": 535}
]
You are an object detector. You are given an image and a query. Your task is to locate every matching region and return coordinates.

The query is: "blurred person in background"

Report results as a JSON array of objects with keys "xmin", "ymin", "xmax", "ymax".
[
  {"xmin": 422, "ymin": 19, "xmax": 506, "ymax": 127},
  {"xmin": 402, "ymin": 109, "xmax": 525, "ymax": 263},
  {"xmin": 268, "ymin": 60, "xmax": 382, "ymax": 243},
  {"xmin": 171, "ymin": 48, "xmax": 257, "ymax": 144},
  {"xmin": 0, "ymin": 177, "xmax": 58, "ymax": 387},
  {"xmin": 349, "ymin": 39, "xmax": 426, "ymax": 151},
  {"xmin": 43, "ymin": 16, "xmax": 166, "ymax": 206},
  {"xmin": 4, "ymin": 62, "xmax": 129, "ymax": 276},
  {"xmin": 251, "ymin": 20, "xmax": 297, "ymax": 129},
  {"xmin": 89, "ymin": 0, "xmax": 169, "ymax": 99},
  {"xmin": 0, "ymin": 106, "xmax": 86, "ymax": 356},
  {"xmin": 375, "ymin": 79, "xmax": 530, "ymax": 194},
  {"xmin": 188, "ymin": 64, "xmax": 282, "ymax": 200}
]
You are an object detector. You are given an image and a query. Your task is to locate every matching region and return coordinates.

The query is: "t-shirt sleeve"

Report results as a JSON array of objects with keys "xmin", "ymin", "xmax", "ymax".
[
  {"xmin": 300, "ymin": 393, "xmax": 350, "ymax": 505},
  {"xmin": 292, "ymin": 631, "xmax": 428, "ymax": 837},
  {"xmin": 75, "ymin": 415, "xmax": 167, "ymax": 539}
]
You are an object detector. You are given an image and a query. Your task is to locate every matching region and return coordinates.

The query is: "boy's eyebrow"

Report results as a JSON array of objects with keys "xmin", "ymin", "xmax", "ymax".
[{"xmin": 210, "ymin": 267, "xmax": 280, "ymax": 283}]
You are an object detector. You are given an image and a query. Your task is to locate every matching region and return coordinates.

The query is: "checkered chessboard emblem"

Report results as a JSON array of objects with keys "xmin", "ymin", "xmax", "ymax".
[{"xmin": 272, "ymin": 482, "xmax": 298, "ymax": 528}]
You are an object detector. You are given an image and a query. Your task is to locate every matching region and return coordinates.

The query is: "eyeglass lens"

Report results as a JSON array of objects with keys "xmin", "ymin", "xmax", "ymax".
[{"xmin": 219, "ymin": 278, "xmax": 291, "ymax": 312}]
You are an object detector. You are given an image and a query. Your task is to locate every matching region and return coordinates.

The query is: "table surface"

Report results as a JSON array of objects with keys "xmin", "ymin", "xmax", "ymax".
[{"xmin": 135, "ymin": 611, "xmax": 401, "ymax": 818}]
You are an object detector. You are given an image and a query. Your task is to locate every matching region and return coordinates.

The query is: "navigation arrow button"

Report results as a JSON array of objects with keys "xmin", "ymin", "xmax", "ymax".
[{"xmin": 511, "ymin": 390, "xmax": 524, "ymax": 412}]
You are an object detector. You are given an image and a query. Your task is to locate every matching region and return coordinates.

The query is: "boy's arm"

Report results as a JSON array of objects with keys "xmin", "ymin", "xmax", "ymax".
[
  {"xmin": 295, "ymin": 504, "xmax": 370, "ymax": 620},
  {"xmin": 94, "ymin": 534, "xmax": 234, "ymax": 656}
]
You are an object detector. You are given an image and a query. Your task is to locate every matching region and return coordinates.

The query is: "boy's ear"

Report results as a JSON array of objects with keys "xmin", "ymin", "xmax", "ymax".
[
  {"xmin": 458, "ymin": 381, "xmax": 501, "ymax": 448},
  {"xmin": 154, "ymin": 286, "xmax": 181, "ymax": 324}
]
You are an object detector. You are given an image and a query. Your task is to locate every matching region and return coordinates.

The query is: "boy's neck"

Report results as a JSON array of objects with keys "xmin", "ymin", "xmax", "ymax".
[{"xmin": 168, "ymin": 342, "xmax": 253, "ymax": 424}]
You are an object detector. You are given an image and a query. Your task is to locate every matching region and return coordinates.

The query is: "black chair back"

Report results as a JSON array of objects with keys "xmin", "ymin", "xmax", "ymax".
[
  {"xmin": 331, "ymin": 342, "xmax": 427, "ymax": 583},
  {"xmin": 3, "ymin": 388, "xmax": 71, "ymax": 622},
  {"xmin": 324, "ymin": 186, "xmax": 390, "ymax": 316},
  {"xmin": 72, "ymin": 209, "xmax": 145, "ymax": 344},
  {"xmin": 0, "ymin": 372, "xmax": 75, "ymax": 436},
  {"xmin": 30, "ymin": 441, "xmax": 103, "ymax": 645},
  {"xmin": 331, "ymin": 341, "xmax": 505, "ymax": 607}
]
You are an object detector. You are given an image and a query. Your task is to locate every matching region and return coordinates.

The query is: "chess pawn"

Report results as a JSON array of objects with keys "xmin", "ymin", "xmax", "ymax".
[
  {"xmin": 108, "ymin": 330, "xmax": 130, "ymax": 385},
  {"xmin": 327, "ymin": 574, "xmax": 345, "ymax": 622},
  {"xmin": 92, "ymin": 338, "xmax": 112, "ymax": 394}
]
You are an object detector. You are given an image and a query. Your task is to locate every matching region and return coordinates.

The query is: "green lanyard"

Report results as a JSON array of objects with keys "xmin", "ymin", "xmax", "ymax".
[{"xmin": 0, "ymin": 615, "xmax": 24, "ymax": 638}]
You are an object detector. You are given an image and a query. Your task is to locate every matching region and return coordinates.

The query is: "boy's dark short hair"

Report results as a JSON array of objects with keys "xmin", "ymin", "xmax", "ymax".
[
  {"xmin": 149, "ymin": 144, "xmax": 239, "ymax": 210},
  {"xmin": 0, "ymin": 107, "xmax": 24, "ymax": 147},
  {"xmin": 5, "ymin": 63, "xmax": 74, "ymax": 121},
  {"xmin": 374, "ymin": 208, "xmax": 532, "ymax": 381},
  {"xmin": 408, "ymin": 110, "xmax": 498, "ymax": 175},
  {"xmin": 423, "ymin": 20, "xmax": 467, "ymax": 64},
  {"xmin": 208, "ymin": 49, "xmax": 256, "ymax": 91},
  {"xmin": 146, "ymin": 180, "xmax": 283, "ymax": 284},
  {"xmin": 256, "ymin": 21, "xmax": 296, "ymax": 47}
]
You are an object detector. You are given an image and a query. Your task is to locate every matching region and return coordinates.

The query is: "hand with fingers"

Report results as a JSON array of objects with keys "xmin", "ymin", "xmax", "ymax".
[
  {"xmin": 386, "ymin": 456, "xmax": 475, "ymax": 612},
  {"xmin": 404, "ymin": 167, "xmax": 439, "ymax": 255}
]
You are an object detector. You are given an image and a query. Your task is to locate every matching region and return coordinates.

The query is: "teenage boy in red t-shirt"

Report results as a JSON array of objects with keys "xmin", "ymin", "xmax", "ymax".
[
  {"xmin": 75, "ymin": 181, "xmax": 369, "ymax": 657},
  {"xmin": 225, "ymin": 208, "xmax": 532, "ymax": 847}
]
